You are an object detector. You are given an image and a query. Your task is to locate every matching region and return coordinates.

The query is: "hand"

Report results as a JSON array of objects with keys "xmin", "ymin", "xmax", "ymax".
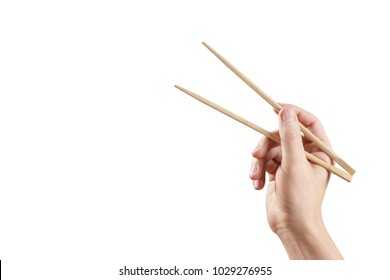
[{"xmin": 249, "ymin": 104, "xmax": 343, "ymax": 260}]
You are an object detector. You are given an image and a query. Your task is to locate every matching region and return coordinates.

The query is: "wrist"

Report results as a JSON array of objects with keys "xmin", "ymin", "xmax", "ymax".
[
  {"xmin": 276, "ymin": 218, "xmax": 343, "ymax": 260},
  {"xmin": 274, "ymin": 213, "xmax": 325, "ymax": 238}
]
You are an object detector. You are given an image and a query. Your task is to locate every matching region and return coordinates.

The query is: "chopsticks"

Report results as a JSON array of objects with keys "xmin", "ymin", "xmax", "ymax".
[
  {"xmin": 174, "ymin": 85, "xmax": 352, "ymax": 182},
  {"xmin": 202, "ymin": 42, "xmax": 355, "ymax": 176},
  {"xmin": 174, "ymin": 42, "xmax": 354, "ymax": 182}
]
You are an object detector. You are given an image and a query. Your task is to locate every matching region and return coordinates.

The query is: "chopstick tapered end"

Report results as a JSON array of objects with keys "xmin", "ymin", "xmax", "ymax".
[{"xmin": 202, "ymin": 41, "xmax": 212, "ymax": 51}]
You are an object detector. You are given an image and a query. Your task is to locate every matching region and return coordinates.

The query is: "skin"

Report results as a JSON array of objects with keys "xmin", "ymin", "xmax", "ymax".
[{"xmin": 249, "ymin": 104, "xmax": 343, "ymax": 260}]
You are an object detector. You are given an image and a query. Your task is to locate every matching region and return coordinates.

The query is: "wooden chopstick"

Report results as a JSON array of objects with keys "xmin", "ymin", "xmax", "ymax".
[
  {"xmin": 202, "ymin": 42, "xmax": 355, "ymax": 176},
  {"xmin": 174, "ymin": 85, "xmax": 352, "ymax": 182}
]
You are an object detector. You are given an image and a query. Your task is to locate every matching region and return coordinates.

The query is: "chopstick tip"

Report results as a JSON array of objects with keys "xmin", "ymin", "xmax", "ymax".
[{"xmin": 174, "ymin": 84, "xmax": 185, "ymax": 92}]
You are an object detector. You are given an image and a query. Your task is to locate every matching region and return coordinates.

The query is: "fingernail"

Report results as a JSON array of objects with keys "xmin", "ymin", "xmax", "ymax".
[
  {"xmin": 253, "ymin": 142, "xmax": 261, "ymax": 152},
  {"xmin": 253, "ymin": 180, "xmax": 259, "ymax": 189},
  {"xmin": 281, "ymin": 108, "xmax": 295, "ymax": 121},
  {"xmin": 252, "ymin": 143, "xmax": 262, "ymax": 157},
  {"xmin": 250, "ymin": 160, "xmax": 258, "ymax": 176}
]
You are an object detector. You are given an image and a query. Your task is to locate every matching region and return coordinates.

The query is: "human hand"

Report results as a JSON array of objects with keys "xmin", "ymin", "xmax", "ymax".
[{"xmin": 249, "ymin": 104, "xmax": 343, "ymax": 259}]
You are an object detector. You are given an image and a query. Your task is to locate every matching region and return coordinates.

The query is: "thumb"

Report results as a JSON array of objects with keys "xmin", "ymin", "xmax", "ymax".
[{"xmin": 279, "ymin": 107, "xmax": 306, "ymax": 166}]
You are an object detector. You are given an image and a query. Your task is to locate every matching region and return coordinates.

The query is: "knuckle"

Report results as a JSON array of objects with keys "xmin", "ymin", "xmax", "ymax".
[{"xmin": 284, "ymin": 130, "xmax": 302, "ymax": 141}]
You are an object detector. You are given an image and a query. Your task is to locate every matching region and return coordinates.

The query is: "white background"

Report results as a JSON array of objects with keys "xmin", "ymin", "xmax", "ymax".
[{"xmin": 1, "ymin": 0, "xmax": 389, "ymax": 279}]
